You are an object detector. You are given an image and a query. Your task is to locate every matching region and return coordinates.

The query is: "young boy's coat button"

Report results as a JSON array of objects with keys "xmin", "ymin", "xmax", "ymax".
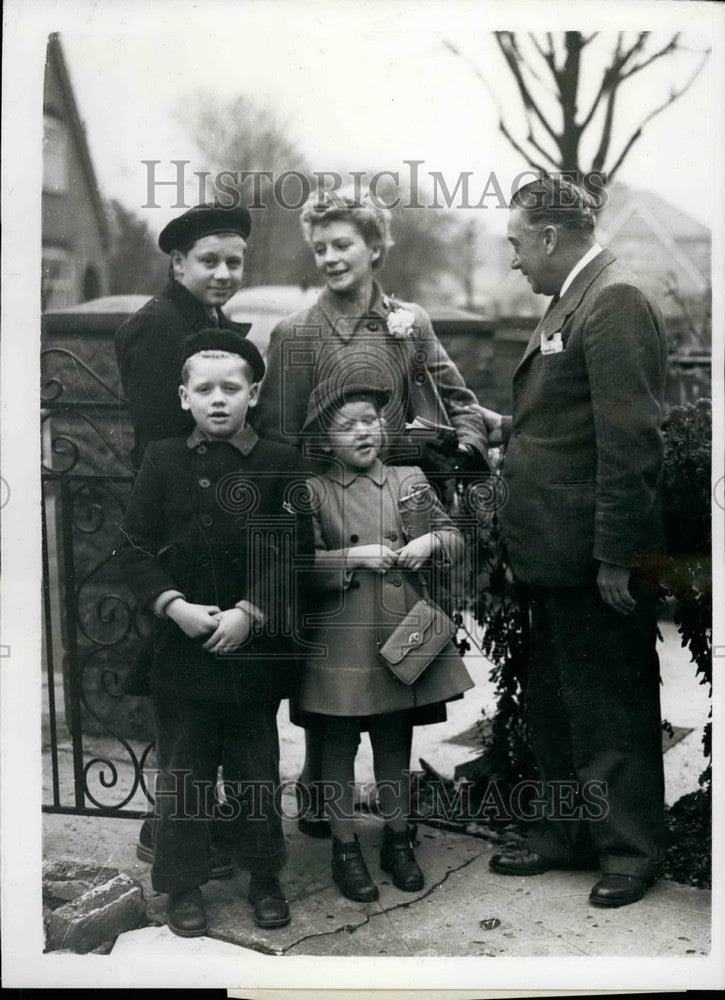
[
  {"xmin": 200, "ymin": 514, "xmax": 213, "ymax": 527},
  {"xmin": 196, "ymin": 445, "xmax": 208, "ymax": 455},
  {"xmin": 199, "ymin": 477, "xmax": 211, "ymax": 488}
]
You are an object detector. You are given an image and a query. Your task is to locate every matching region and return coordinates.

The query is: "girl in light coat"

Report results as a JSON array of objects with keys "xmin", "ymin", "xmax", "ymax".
[{"xmin": 296, "ymin": 375, "xmax": 474, "ymax": 903}]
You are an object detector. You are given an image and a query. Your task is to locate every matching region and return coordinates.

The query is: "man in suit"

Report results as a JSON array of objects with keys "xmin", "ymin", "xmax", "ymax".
[
  {"xmin": 115, "ymin": 202, "xmax": 252, "ymax": 470},
  {"xmin": 115, "ymin": 203, "xmax": 253, "ymax": 874},
  {"xmin": 479, "ymin": 177, "xmax": 667, "ymax": 908}
]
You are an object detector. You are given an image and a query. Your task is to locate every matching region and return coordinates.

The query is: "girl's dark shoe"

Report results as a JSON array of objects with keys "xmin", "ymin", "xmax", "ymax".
[
  {"xmin": 380, "ymin": 824, "xmax": 424, "ymax": 892},
  {"xmin": 247, "ymin": 874, "xmax": 291, "ymax": 928},
  {"xmin": 295, "ymin": 782, "xmax": 331, "ymax": 839},
  {"xmin": 168, "ymin": 887, "xmax": 207, "ymax": 937},
  {"xmin": 332, "ymin": 835, "xmax": 379, "ymax": 902}
]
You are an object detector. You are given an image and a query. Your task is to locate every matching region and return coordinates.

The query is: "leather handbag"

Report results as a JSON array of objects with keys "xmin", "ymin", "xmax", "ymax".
[{"xmin": 378, "ymin": 575, "xmax": 457, "ymax": 685}]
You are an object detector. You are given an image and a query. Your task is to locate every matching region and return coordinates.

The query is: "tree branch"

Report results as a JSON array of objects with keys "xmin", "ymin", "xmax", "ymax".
[
  {"xmin": 525, "ymin": 129, "xmax": 561, "ymax": 169},
  {"xmin": 606, "ymin": 50, "xmax": 710, "ymax": 180},
  {"xmin": 439, "ymin": 36, "xmax": 504, "ymax": 114},
  {"xmin": 529, "ymin": 32, "xmax": 556, "ymax": 73},
  {"xmin": 621, "ymin": 33, "xmax": 680, "ymax": 80},
  {"xmin": 618, "ymin": 31, "xmax": 650, "ymax": 72},
  {"xmin": 495, "ymin": 32, "xmax": 560, "ymax": 145},
  {"xmin": 498, "ymin": 118, "xmax": 551, "ymax": 175}
]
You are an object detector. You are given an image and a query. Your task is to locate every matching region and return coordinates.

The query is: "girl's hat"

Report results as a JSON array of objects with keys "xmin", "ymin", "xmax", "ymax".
[
  {"xmin": 181, "ymin": 329, "xmax": 266, "ymax": 383},
  {"xmin": 302, "ymin": 374, "xmax": 391, "ymax": 433},
  {"xmin": 159, "ymin": 202, "xmax": 252, "ymax": 253}
]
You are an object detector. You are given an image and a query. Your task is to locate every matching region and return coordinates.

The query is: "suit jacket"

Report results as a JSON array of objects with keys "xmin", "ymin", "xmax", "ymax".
[
  {"xmin": 498, "ymin": 250, "xmax": 667, "ymax": 587},
  {"xmin": 115, "ymin": 279, "xmax": 251, "ymax": 469},
  {"xmin": 114, "ymin": 429, "xmax": 314, "ymax": 703},
  {"xmin": 253, "ymin": 282, "xmax": 487, "ymax": 471}
]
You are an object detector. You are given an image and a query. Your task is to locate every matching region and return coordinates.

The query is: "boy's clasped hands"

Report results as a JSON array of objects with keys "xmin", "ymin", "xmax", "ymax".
[
  {"xmin": 345, "ymin": 532, "xmax": 440, "ymax": 573},
  {"xmin": 164, "ymin": 598, "xmax": 254, "ymax": 653}
]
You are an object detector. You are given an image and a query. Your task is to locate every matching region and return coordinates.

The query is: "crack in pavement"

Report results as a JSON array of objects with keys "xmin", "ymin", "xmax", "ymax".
[{"xmin": 276, "ymin": 846, "xmax": 488, "ymax": 957}]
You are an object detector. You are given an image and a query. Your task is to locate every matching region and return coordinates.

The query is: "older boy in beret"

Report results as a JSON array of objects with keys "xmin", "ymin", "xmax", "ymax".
[
  {"xmin": 115, "ymin": 329, "xmax": 312, "ymax": 936},
  {"xmin": 115, "ymin": 202, "xmax": 253, "ymax": 470}
]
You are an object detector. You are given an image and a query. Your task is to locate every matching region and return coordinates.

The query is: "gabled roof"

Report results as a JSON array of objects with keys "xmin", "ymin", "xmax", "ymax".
[
  {"xmin": 601, "ymin": 182, "xmax": 710, "ymax": 242},
  {"xmin": 44, "ymin": 33, "xmax": 109, "ymax": 249},
  {"xmin": 598, "ymin": 182, "xmax": 710, "ymax": 293}
]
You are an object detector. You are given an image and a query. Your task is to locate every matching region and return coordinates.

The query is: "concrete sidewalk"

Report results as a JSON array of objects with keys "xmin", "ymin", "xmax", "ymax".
[{"xmin": 42, "ymin": 618, "xmax": 712, "ymax": 959}]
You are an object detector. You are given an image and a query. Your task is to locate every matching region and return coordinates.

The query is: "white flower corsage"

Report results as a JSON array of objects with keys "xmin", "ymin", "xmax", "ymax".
[{"xmin": 386, "ymin": 306, "xmax": 416, "ymax": 339}]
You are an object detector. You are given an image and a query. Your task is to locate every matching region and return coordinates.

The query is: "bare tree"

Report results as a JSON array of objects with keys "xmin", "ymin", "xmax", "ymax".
[
  {"xmin": 443, "ymin": 32, "xmax": 710, "ymax": 190},
  {"xmin": 178, "ymin": 92, "xmax": 317, "ymax": 288}
]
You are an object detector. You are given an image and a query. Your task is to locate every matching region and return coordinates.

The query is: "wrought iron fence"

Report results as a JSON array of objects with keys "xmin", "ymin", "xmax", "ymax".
[{"xmin": 41, "ymin": 343, "xmax": 154, "ymax": 818}]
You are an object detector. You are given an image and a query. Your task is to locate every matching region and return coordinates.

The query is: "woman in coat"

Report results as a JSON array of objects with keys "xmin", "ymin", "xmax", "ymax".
[{"xmin": 254, "ymin": 185, "xmax": 487, "ymax": 837}]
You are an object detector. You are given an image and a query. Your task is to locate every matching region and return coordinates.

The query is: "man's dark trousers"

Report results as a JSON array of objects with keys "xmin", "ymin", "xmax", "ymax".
[
  {"xmin": 522, "ymin": 574, "xmax": 665, "ymax": 881},
  {"xmin": 151, "ymin": 697, "xmax": 287, "ymax": 894}
]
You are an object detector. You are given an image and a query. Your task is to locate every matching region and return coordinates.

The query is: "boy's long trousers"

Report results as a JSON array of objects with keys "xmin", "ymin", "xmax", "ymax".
[{"xmin": 151, "ymin": 696, "xmax": 287, "ymax": 894}]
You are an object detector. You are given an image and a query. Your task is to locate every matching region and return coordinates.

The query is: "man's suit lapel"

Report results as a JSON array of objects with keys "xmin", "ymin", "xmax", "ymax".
[{"xmin": 515, "ymin": 249, "xmax": 617, "ymax": 373}]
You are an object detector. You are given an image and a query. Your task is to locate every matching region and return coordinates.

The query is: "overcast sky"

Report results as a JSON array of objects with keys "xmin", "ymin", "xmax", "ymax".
[{"xmin": 51, "ymin": 2, "xmax": 719, "ymax": 240}]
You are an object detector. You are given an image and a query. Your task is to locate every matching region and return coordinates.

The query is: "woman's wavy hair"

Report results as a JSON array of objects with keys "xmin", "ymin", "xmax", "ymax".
[{"xmin": 300, "ymin": 185, "xmax": 394, "ymax": 269}]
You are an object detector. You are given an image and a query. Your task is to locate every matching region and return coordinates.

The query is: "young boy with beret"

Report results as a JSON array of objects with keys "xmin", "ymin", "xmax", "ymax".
[{"xmin": 115, "ymin": 328, "xmax": 312, "ymax": 936}]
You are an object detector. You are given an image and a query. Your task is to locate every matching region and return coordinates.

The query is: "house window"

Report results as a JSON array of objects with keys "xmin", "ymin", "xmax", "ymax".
[
  {"xmin": 43, "ymin": 115, "xmax": 68, "ymax": 193},
  {"xmin": 42, "ymin": 246, "xmax": 75, "ymax": 310}
]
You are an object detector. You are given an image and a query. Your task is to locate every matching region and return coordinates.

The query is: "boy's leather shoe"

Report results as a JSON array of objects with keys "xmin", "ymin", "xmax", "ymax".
[
  {"xmin": 248, "ymin": 875, "xmax": 291, "ymax": 929},
  {"xmin": 332, "ymin": 835, "xmax": 379, "ymax": 902},
  {"xmin": 168, "ymin": 887, "xmax": 207, "ymax": 937},
  {"xmin": 380, "ymin": 824, "xmax": 424, "ymax": 892},
  {"xmin": 589, "ymin": 874, "xmax": 651, "ymax": 908},
  {"xmin": 136, "ymin": 819, "xmax": 235, "ymax": 879}
]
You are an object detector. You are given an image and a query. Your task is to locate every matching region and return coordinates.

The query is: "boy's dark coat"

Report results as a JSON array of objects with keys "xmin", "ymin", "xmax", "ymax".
[
  {"xmin": 114, "ymin": 279, "xmax": 251, "ymax": 468},
  {"xmin": 116, "ymin": 432, "xmax": 313, "ymax": 703}
]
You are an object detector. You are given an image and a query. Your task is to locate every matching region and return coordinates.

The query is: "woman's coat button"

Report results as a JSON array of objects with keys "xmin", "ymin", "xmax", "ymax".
[{"xmin": 350, "ymin": 533, "xmax": 359, "ymax": 543}]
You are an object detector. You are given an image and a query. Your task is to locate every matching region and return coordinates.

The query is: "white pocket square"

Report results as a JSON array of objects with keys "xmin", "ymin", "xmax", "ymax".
[{"xmin": 540, "ymin": 331, "xmax": 563, "ymax": 355}]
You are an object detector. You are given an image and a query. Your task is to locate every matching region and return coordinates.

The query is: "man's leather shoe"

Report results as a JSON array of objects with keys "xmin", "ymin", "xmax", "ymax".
[
  {"xmin": 247, "ymin": 874, "xmax": 291, "ymax": 929},
  {"xmin": 168, "ymin": 887, "xmax": 207, "ymax": 937},
  {"xmin": 489, "ymin": 848, "xmax": 556, "ymax": 876},
  {"xmin": 589, "ymin": 874, "xmax": 651, "ymax": 908}
]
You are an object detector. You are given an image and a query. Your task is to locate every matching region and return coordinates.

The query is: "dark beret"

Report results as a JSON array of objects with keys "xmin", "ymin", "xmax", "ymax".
[
  {"xmin": 302, "ymin": 374, "xmax": 391, "ymax": 433},
  {"xmin": 181, "ymin": 328, "xmax": 265, "ymax": 383},
  {"xmin": 159, "ymin": 203, "xmax": 252, "ymax": 254}
]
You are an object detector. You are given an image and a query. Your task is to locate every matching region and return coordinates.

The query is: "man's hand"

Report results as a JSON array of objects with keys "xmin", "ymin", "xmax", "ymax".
[
  {"xmin": 471, "ymin": 404, "xmax": 505, "ymax": 447},
  {"xmin": 165, "ymin": 599, "xmax": 221, "ymax": 638},
  {"xmin": 203, "ymin": 608, "xmax": 252, "ymax": 653},
  {"xmin": 396, "ymin": 533, "xmax": 439, "ymax": 570},
  {"xmin": 347, "ymin": 545, "xmax": 398, "ymax": 572},
  {"xmin": 597, "ymin": 562, "xmax": 636, "ymax": 615}
]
